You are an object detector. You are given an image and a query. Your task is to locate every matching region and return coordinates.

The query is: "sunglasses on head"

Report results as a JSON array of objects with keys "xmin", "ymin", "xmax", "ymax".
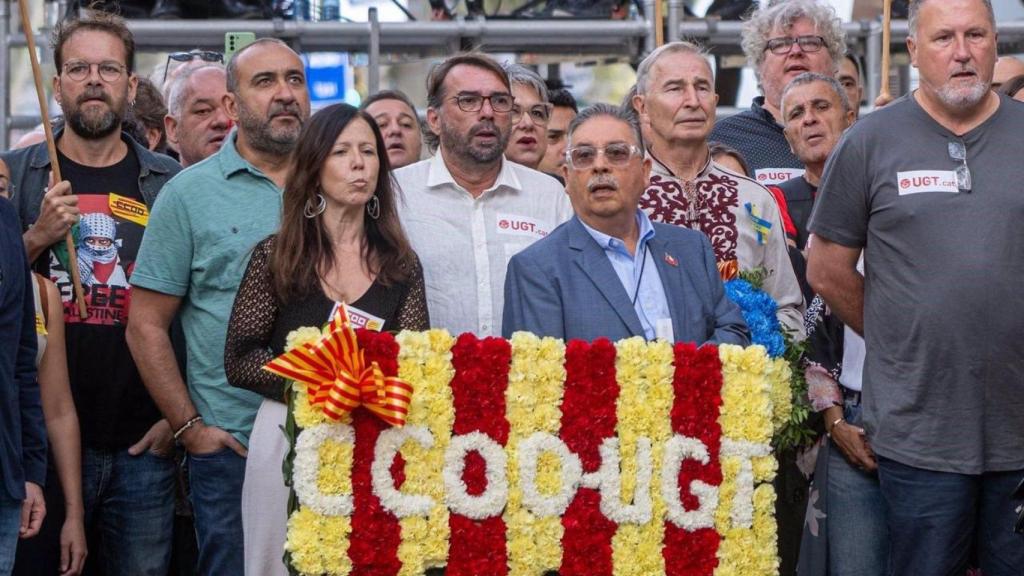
[{"xmin": 162, "ymin": 51, "xmax": 224, "ymax": 83}]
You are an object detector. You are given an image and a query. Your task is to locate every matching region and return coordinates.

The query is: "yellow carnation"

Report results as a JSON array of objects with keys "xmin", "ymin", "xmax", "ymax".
[{"xmin": 286, "ymin": 326, "xmax": 325, "ymax": 351}]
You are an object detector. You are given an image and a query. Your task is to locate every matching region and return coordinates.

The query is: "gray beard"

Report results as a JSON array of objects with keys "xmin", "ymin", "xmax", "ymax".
[{"xmin": 935, "ymin": 79, "xmax": 989, "ymax": 110}]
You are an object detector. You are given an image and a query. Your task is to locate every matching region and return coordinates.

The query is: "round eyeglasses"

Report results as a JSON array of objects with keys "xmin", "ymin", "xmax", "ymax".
[
  {"xmin": 62, "ymin": 60, "xmax": 127, "ymax": 83},
  {"xmin": 511, "ymin": 103, "xmax": 554, "ymax": 125}
]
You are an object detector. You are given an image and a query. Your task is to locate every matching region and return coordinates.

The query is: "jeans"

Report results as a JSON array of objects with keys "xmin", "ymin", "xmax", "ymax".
[
  {"xmin": 878, "ymin": 456, "xmax": 1024, "ymax": 576},
  {"xmin": 188, "ymin": 447, "xmax": 246, "ymax": 576},
  {"xmin": 827, "ymin": 400, "xmax": 889, "ymax": 576},
  {"xmin": 0, "ymin": 497, "xmax": 21, "ymax": 575},
  {"xmin": 82, "ymin": 447, "xmax": 175, "ymax": 576}
]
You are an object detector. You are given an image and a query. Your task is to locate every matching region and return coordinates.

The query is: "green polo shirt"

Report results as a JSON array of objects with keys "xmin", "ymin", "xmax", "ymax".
[{"xmin": 132, "ymin": 131, "xmax": 282, "ymax": 447}]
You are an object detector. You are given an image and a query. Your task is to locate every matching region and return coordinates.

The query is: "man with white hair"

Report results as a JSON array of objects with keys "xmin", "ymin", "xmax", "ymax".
[
  {"xmin": 710, "ymin": 0, "xmax": 846, "ymax": 186},
  {"xmin": 808, "ymin": 0, "xmax": 1024, "ymax": 572},
  {"xmin": 164, "ymin": 64, "xmax": 231, "ymax": 168},
  {"xmin": 633, "ymin": 41, "xmax": 805, "ymax": 337}
]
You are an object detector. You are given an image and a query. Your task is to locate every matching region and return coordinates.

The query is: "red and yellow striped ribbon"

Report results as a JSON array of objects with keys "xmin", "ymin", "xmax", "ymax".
[{"xmin": 263, "ymin": 305, "xmax": 412, "ymax": 427}]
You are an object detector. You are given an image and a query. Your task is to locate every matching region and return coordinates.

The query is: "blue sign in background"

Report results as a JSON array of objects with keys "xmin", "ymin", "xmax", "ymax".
[{"xmin": 303, "ymin": 52, "xmax": 350, "ymax": 107}]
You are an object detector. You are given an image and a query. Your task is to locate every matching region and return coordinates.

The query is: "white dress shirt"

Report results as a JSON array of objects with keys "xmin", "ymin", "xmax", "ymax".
[{"xmin": 395, "ymin": 152, "xmax": 572, "ymax": 336}]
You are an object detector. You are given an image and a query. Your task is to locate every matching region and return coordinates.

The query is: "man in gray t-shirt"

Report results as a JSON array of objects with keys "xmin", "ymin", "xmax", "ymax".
[{"xmin": 806, "ymin": 0, "xmax": 1024, "ymax": 574}]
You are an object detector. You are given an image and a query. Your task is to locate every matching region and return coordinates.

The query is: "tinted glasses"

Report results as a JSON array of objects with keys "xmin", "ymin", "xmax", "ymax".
[
  {"xmin": 162, "ymin": 51, "xmax": 224, "ymax": 83},
  {"xmin": 565, "ymin": 143, "xmax": 641, "ymax": 170},
  {"xmin": 948, "ymin": 139, "xmax": 972, "ymax": 192}
]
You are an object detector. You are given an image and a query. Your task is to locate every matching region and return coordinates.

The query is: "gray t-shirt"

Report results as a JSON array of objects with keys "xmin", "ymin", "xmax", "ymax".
[{"xmin": 809, "ymin": 93, "xmax": 1024, "ymax": 474}]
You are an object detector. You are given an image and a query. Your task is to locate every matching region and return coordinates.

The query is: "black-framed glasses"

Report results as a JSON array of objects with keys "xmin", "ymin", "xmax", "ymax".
[
  {"xmin": 450, "ymin": 92, "xmax": 515, "ymax": 114},
  {"xmin": 511, "ymin": 103, "xmax": 554, "ymax": 125},
  {"xmin": 566, "ymin": 143, "xmax": 642, "ymax": 170},
  {"xmin": 62, "ymin": 60, "xmax": 127, "ymax": 83},
  {"xmin": 765, "ymin": 35, "xmax": 827, "ymax": 55},
  {"xmin": 948, "ymin": 139, "xmax": 972, "ymax": 191},
  {"xmin": 162, "ymin": 51, "xmax": 224, "ymax": 83}
]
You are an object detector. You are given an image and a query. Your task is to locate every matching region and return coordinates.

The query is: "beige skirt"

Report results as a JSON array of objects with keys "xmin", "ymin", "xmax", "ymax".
[{"xmin": 242, "ymin": 398, "xmax": 290, "ymax": 576}]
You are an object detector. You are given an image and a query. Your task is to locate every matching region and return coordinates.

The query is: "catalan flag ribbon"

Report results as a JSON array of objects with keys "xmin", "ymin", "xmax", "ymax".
[
  {"xmin": 263, "ymin": 305, "xmax": 412, "ymax": 427},
  {"xmin": 745, "ymin": 202, "xmax": 773, "ymax": 245}
]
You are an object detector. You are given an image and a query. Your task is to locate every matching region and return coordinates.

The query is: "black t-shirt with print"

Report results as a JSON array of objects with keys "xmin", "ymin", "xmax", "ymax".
[{"xmin": 42, "ymin": 147, "xmax": 162, "ymax": 449}]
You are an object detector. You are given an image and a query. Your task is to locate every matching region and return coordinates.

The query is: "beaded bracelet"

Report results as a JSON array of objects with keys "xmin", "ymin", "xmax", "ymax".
[{"xmin": 173, "ymin": 415, "xmax": 203, "ymax": 441}]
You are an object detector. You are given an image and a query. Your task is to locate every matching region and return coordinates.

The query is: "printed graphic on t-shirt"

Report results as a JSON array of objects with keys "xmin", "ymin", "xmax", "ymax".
[
  {"xmin": 50, "ymin": 193, "xmax": 149, "ymax": 325},
  {"xmin": 495, "ymin": 214, "xmax": 551, "ymax": 239},
  {"xmin": 754, "ymin": 168, "xmax": 805, "ymax": 186}
]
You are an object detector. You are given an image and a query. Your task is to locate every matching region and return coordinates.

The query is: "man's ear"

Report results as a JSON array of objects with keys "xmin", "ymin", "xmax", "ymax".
[
  {"xmin": 52, "ymin": 74, "xmax": 62, "ymax": 107},
  {"xmin": 224, "ymin": 92, "xmax": 239, "ymax": 122},
  {"xmin": 127, "ymin": 73, "xmax": 139, "ymax": 107},
  {"xmin": 632, "ymin": 93, "xmax": 646, "ymax": 119},
  {"xmin": 907, "ymin": 36, "xmax": 918, "ymax": 69},
  {"xmin": 164, "ymin": 114, "xmax": 179, "ymax": 146},
  {"xmin": 426, "ymin": 107, "xmax": 442, "ymax": 137}
]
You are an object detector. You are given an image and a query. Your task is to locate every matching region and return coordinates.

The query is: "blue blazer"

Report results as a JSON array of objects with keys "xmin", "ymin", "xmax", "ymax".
[
  {"xmin": 502, "ymin": 216, "xmax": 749, "ymax": 345},
  {"xmin": 0, "ymin": 198, "xmax": 46, "ymax": 501}
]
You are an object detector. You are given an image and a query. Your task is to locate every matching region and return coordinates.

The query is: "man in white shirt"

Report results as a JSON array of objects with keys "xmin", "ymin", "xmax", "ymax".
[{"xmin": 394, "ymin": 53, "xmax": 572, "ymax": 337}]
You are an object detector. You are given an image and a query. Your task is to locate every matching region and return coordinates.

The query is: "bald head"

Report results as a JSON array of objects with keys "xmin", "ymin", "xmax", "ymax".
[{"xmin": 993, "ymin": 56, "xmax": 1024, "ymax": 88}]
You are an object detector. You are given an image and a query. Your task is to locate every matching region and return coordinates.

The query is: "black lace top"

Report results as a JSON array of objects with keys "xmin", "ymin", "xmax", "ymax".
[{"xmin": 224, "ymin": 235, "xmax": 430, "ymax": 401}]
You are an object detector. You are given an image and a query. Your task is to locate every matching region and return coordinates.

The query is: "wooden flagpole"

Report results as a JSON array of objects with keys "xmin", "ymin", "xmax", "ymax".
[
  {"xmin": 17, "ymin": 0, "xmax": 88, "ymax": 319},
  {"xmin": 654, "ymin": 0, "xmax": 664, "ymax": 48},
  {"xmin": 877, "ymin": 0, "xmax": 893, "ymax": 104}
]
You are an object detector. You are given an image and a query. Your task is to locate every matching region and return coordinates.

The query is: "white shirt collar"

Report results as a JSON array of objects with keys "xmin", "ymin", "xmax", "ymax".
[{"xmin": 426, "ymin": 148, "xmax": 524, "ymax": 195}]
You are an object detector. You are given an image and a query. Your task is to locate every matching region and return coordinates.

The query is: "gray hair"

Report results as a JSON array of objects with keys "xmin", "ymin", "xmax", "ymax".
[
  {"xmin": 502, "ymin": 62, "xmax": 549, "ymax": 103},
  {"xmin": 566, "ymin": 103, "xmax": 643, "ymax": 149},
  {"xmin": 167, "ymin": 63, "xmax": 226, "ymax": 118},
  {"xmin": 225, "ymin": 37, "xmax": 293, "ymax": 93},
  {"xmin": 621, "ymin": 84, "xmax": 640, "ymax": 123},
  {"xmin": 635, "ymin": 41, "xmax": 711, "ymax": 95},
  {"xmin": 781, "ymin": 72, "xmax": 851, "ymax": 116},
  {"xmin": 741, "ymin": 0, "xmax": 846, "ymax": 81},
  {"xmin": 908, "ymin": 0, "xmax": 994, "ymax": 38}
]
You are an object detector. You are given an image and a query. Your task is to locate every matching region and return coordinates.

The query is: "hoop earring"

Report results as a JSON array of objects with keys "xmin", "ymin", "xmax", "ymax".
[
  {"xmin": 366, "ymin": 194, "xmax": 380, "ymax": 220},
  {"xmin": 304, "ymin": 193, "xmax": 326, "ymax": 219}
]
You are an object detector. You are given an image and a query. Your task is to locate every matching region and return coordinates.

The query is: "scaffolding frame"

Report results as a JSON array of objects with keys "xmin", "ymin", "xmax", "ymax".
[{"xmin": 3, "ymin": 1, "xmax": 1024, "ymax": 149}]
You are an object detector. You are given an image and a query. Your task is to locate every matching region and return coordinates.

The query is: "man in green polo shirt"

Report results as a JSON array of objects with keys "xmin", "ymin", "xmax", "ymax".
[{"xmin": 126, "ymin": 38, "xmax": 310, "ymax": 576}]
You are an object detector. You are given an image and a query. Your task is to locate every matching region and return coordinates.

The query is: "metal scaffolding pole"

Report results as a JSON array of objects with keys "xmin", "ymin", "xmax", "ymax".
[
  {"xmin": 10, "ymin": 5, "xmax": 1024, "ymax": 146},
  {"xmin": 666, "ymin": 0, "xmax": 682, "ymax": 44},
  {"xmin": 864, "ymin": 19, "xmax": 882, "ymax": 109},
  {"xmin": 643, "ymin": 0, "xmax": 657, "ymax": 55},
  {"xmin": 1, "ymin": 0, "xmax": 10, "ymax": 151},
  {"xmin": 368, "ymin": 7, "xmax": 380, "ymax": 94}
]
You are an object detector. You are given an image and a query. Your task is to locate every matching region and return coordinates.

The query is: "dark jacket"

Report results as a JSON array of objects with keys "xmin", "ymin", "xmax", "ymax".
[
  {"xmin": 2, "ymin": 129, "xmax": 181, "ymax": 241},
  {"xmin": 0, "ymin": 197, "xmax": 46, "ymax": 502}
]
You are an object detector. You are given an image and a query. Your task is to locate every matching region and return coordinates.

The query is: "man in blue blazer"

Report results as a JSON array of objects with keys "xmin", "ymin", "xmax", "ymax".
[
  {"xmin": 0, "ymin": 197, "xmax": 47, "ymax": 571},
  {"xmin": 503, "ymin": 104, "xmax": 749, "ymax": 345}
]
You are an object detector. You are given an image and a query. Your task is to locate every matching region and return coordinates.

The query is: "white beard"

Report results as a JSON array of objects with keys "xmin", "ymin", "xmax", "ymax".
[{"xmin": 935, "ymin": 78, "xmax": 989, "ymax": 110}]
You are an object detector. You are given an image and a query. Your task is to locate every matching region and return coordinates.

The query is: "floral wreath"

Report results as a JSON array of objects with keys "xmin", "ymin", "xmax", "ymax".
[{"xmin": 265, "ymin": 308, "xmax": 789, "ymax": 576}]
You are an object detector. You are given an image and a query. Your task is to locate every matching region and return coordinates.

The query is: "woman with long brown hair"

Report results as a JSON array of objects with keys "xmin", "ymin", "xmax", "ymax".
[{"xmin": 224, "ymin": 103, "xmax": 428, "ymax": 576}]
